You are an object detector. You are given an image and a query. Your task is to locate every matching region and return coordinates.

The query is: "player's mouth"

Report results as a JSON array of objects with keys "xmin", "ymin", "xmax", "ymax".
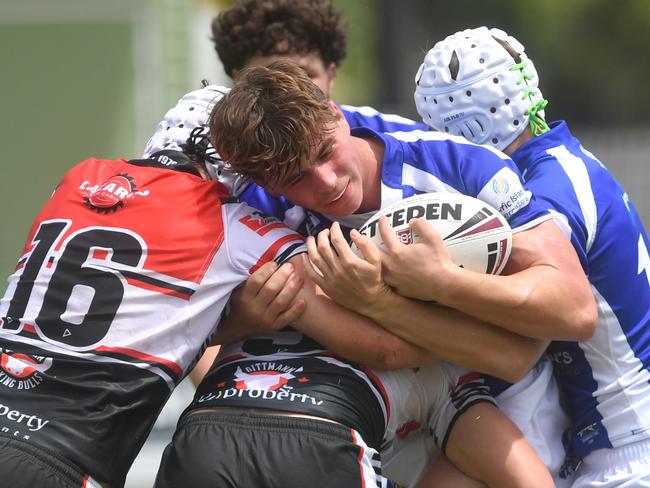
[{"xmin": 329, "ymin": 182, "xmax": 348, "ymax": 204}]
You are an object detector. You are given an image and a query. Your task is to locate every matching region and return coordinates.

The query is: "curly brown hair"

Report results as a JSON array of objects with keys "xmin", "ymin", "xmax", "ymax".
[
  {"xmin": 209, "ymin": 60, "xmax": 338, "ymax": 188},
  {"xmin": 212, "ymin": 0, "xmax": 348, "ymax": 78}
]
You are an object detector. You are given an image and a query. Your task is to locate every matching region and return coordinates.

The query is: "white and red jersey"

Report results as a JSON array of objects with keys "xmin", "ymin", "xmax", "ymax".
[
  {"xmin": 191, "ymin": 330, "xmax": 493, "ymax": 461},
  {"xmin": 0, "ymin": 156, "xmax": 305, "ymax": 487}
]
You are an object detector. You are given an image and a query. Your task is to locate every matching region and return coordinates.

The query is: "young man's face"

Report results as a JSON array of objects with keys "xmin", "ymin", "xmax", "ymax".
[
  {"xmin": 261, "ymin": 106, "xmax": 366, "ymax": 216},
  {"xmin": 243, "ymin": 52, "xmax": 336, "ymax": 99}
]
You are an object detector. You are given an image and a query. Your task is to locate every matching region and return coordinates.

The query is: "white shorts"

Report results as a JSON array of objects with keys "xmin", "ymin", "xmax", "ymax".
[
  {"xmin": 382, "ymin": 429, "xmax": 437, "ymax": 487},
  {"xmin": 571, "ymin": 439, "xmax": 650, "ymax": 488},
  {"xmin": 496, "ymin": 356, "xmax": 573, "ymax": 487},
  {"xmin": 382, "ymin": 357, "xmax": 569, "ymax": 487}
]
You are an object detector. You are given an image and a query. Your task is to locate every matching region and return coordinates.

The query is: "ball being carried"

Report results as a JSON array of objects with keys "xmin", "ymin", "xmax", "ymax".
[{"xmin": 353, "ymin": 192, "xmax": 512, "ymax": 275}]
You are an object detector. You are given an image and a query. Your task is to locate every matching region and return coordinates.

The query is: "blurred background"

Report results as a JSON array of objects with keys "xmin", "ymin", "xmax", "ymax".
[{"xmin": 1, "ymin": 0, "xmax": 649, "ymax": 486}]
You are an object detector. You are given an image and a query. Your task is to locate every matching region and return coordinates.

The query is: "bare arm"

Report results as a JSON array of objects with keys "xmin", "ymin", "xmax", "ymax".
[
  {"xmin": 210, "ymin": 257, "xmax": 437, "ymax": 370},
  {"xmin": 362, "ymin": 294, "xmax": 548, "ymax": 383},
  {"xmin": 381, "ymin": 217, "xmax": 596, "ymax": 341},
  {"xmin": 303, "ymin": 224, "xmax": 548, "ymax": 382},
  {"xmin": 188, "ymin": 346, "xmax": 220, "ymax": 387},
  {"xmin": 291, "ymin": 259, "xmax": 437, "ymax": 370}
]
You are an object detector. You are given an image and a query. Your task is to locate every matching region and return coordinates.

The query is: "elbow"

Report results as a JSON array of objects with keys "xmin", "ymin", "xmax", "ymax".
[
  {"xmin": 502, "ymin": 354, "xmax": 536, "ymax": 383},
  {"xmin": 372, "ymin": 339, "xmax": 423, "ymax": 371},
  {"xmin": 497, "ymin": 339, "xmax": 548, "ymax": 383},
  {"xmin": 568, "ymin": 295, "xmax": 597, "ymax": 342},
  {"xmin": 372, "ymin": 348, "xmax": 405, "ymax": 371}
]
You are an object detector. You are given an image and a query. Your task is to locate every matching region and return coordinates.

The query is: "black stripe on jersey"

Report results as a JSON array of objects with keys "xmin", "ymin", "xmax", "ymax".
[
  {"xmin": 275, "ymin": 243, "xmax": 305, "ymax": 266},
  {"xmin": 129, "ymin": 151, "xmax": 202, "ymax": 177},
  {"xmin": 93, "ymin": 348, "xmax": 181, "ymax": 382},
  {"xmin": 0, "ymin": 335, "xmax": 181, "ymax": 383},
  {"xmin": 120, "ymin": 270, "xmax": 195, "ymax": 297}
]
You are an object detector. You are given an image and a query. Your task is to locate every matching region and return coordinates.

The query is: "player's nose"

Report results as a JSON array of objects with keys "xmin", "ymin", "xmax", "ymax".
[{"xmin": 311, "ymin": 164, "xmax": 337, "ymax": 193}]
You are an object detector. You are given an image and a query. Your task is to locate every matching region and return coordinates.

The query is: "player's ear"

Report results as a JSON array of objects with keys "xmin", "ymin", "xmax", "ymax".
[{"xmin": 329, "ymin": 102, "xmax": 349, "ymax": 130}]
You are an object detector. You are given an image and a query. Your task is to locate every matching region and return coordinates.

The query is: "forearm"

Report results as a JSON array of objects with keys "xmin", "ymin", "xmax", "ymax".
[
  {"xmin": 435, "ymin": 221, "xmax": 596, "ymax": 341},
  {"xmin": 365, "ymin": 292, "xmax": 548, "ymax": 383},
  {"xmin": 382, "ymin": 219, "xmax": 596, "ymax": 341},
  {"xmin": 292, "ymin": 287, "xmax": 437, "ymax": 370},
  {"xmin": 435, "ymin": 264, "xmax": 594, "ymax": 341}
]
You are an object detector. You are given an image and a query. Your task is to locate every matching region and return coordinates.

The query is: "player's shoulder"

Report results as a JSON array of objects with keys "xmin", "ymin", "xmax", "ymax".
[
  {"xmin": 340, "ymin": 104, "xmax": 428, "ymax": 132},
  {"xmin": 220, "ymin": 201, "xmax": 305, "ymax": 267},
  {"xmin": 390, "ymin": 130, "xmax": 510, "ymax": 158}
]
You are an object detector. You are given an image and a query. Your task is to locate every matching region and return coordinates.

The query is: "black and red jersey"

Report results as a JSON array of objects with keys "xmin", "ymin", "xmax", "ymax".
[
  {"xmin": 191, "ymin": 329, "xmax": 495, "ymax": 458},
  {"xmin": 0, "ymin": 157, "xmax": 305, "ymax": 487}
]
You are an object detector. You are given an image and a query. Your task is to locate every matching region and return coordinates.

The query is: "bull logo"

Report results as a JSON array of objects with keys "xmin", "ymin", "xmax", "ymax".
[
  {"xmin": 0, "ymin": 351, "xmax": 53, "ymax": 380},
  {"xmin": 233, "ymin": 366, "xmax": 302, "ymax": 391}
]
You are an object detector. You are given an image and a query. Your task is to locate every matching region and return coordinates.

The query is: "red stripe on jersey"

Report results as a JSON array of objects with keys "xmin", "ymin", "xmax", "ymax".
[
  {"xmin": 451, "ymin": 371, "xmax": 482, "ymax": 395},
  {"xmin": 249, "ymin": 234, "xmax": 303, "ymax": 274},
  {"xmin": 23, "ymin": 323, "xmax": 37, "ymax": 334},
  {"xmin": 124, "ymin": 276, "xmax": 192, "ymax": 300},
  {"xmin": 95, "ymin": 345, "xmax": 183, "ymax": 378},
  {"xmin": 239, "ymin": 215, "xmax": 288, "ymax": 236},
  {"xmin": 353, "ymin": 429, "xmax": 367, "ymax": 488},
  {"xmin": 92, "ymin": 248, "xmax": 110, "ymax": 260}
]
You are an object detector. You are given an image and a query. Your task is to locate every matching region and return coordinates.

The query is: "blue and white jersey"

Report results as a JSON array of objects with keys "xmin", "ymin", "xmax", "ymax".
[
  {"xmin": 340, "ymin": 104, "xmax": 429, "ymax": 133},
  {"xmin": 511, "ymin": 120, "xmax": 650, "ymax": 459},
  {"xmin": 327, "ymin": 128, "xmax": 551, "ymax": 232}
]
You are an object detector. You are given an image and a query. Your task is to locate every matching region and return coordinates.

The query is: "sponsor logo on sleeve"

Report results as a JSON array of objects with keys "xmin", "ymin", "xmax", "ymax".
[
  {"xmin": 484, "ymin": 171, "xmax": 531, "ymax": 219},
  {"xmin": 492, "ymin": 178, "xmax": 510, "ymax": 195}
]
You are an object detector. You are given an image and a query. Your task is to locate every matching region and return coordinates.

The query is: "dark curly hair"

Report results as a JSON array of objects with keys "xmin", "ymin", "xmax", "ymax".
[{"xmin": 212, "ymin": 0, "xmax": 348, "ymax": 78}]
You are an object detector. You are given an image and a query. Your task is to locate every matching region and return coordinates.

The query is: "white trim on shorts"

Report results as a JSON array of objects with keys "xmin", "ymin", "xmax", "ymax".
[{"xmin": 572, "ymin": 438, "xmax": 650, "ymax": 488}]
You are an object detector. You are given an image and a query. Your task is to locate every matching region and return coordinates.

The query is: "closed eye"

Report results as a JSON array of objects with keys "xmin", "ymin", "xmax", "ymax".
[{"xmin": 316, "ymin": 140, "xmax": 334, "ymax": 163}]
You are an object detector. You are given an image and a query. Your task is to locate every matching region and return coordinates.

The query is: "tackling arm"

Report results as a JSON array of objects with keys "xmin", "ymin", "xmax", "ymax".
[
  {"xmin": 381, "ymin": 218, "xmax": 596, "ymax": 341},
  {"xmin": 300, "ymin": 225, "xmax": 548, "ymax": 382}
]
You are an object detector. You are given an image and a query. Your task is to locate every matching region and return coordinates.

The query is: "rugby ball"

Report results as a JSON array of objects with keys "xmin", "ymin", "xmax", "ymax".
[{"xmin": 352, "ymin": 192, "xmax": 512, "ymax": 275}]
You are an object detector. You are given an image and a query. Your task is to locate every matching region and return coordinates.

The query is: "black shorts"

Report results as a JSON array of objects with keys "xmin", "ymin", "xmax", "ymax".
[
  {"xmin": 0, "ymin": 434, "xmax": 103, "ymax": 488},
  {"xmin": 154, "ymin": 409, "xmax": 386, "ymax": 488}
]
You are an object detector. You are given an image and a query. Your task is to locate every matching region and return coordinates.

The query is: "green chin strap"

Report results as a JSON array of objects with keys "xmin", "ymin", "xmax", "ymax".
[
  {"xmin": 526, "ymin": 98, "xmax": 550, "ymax": 136},
  {"xmin": 510, "ymin": 62, "xmax": 550, "ymax": 137}
]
